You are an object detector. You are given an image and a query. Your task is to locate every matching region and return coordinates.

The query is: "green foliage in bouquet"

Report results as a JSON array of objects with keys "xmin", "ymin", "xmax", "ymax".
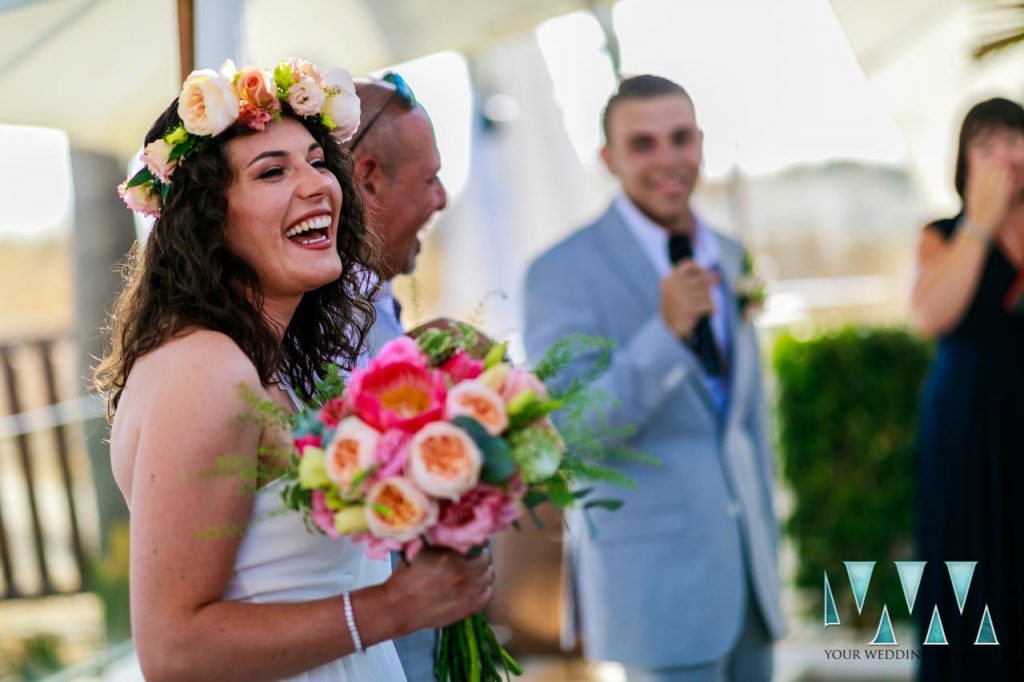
[{"xmin": 773, "ymin": 326, "xmax": 933, "ymax": 625}]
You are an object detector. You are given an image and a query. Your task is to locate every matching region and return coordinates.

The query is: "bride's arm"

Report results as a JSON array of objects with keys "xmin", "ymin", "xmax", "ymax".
[{"xmin": 127, "ymin": 332, "xmax": 490, "ymax": 682}]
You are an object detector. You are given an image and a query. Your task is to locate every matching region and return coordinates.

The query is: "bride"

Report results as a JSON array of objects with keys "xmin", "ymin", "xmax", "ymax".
[{"xmin": 94, "ymin": 59, "xmax": 492, "ymax": 681}]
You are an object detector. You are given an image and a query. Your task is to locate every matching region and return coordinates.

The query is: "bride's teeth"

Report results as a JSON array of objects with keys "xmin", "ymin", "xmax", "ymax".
[{"xmin": 286, "ymin": 215, "xmax": 331, "ymax": 237}]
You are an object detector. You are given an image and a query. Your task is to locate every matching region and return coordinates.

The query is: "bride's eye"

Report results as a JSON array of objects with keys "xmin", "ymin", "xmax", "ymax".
[
  {"xmin": 259, "ymin": 166, "xmax": 285, "ymax": 179},
  {"xmin": 311, "ymin": 158, "xmax": 327, "ymax": 169}
]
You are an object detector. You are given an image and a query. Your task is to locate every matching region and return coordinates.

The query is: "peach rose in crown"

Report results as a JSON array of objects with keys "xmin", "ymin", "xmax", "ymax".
[
  {"xmin": 445, "ymin": 381, "xmax": 508, "ymax": 436},
  {"xmin": 177, "ymin": 64, "xmax": 239, "ymax": 136},
  {"xmin": 365, "ymin": 477, "xmax": 438, "ymax": 543},
  {"xmin": 235, "ymin": 66, "xmax": 279, "ymax": 110},
  {"xmin": 407, "ymin": 421, "xmax": 482, "ymax": 500},
  {"xmin": 324, "ymin": 417, "xmax": 380, "ymax": 495}
]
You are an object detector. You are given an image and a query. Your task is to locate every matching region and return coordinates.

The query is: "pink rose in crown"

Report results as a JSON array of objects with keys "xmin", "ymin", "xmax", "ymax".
[
  {"xmin": 347, "ymin": 337, "xmax": 446, "ymax": 433},
  {"xmin": 440, "ymin": 351, "xmax": 484, "ymax": 384},
  {"xmin": 427, "ymin": 484, "xmax": 522, "ymax": 554},
  {"xmin": 238, "ymin": 103, "xmax": 273, "ymax": 131},
  {"xmin": 141, "ymin": 139, "xmax": 177, "ymax": 183},
  {"xmin": 117, "ymin": 181, "xmax": 162, "ymax": 217},
  {"xmin": 500, "ymin": 368, "xmax": 549, "ymax": 404}
]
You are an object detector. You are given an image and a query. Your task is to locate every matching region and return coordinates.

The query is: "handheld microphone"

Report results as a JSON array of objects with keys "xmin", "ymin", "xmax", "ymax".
[{"xmin": 667, "ymin": 234, "xmax": 722, "ymax": 377}]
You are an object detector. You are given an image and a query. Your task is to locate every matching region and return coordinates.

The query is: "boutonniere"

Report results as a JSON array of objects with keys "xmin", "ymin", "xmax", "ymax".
[{"xmin": 736, "ymin": 251, "xmax": 766, "ymax": 321}]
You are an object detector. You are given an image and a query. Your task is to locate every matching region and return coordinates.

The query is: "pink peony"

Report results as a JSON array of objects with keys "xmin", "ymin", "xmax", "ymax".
[
  {"xmin": 238, "ymin": 103, "xmax": 273, "ymax": 131},
  {"xmin": 293, "ymin": 433, "xmax": 322, "ymax": 456},
  {"xmin": 374, "ymin": 428, "xmax": 412, "ymax": 479},
  {"xmin": 427, "ymin": 484, "xmax": 521, "ymax": 555},
  {"xmin": 441, "ymin": 352, "xmax": 484, "ymax": 384},
  {"xmin": 311, "ymin": 490, "xmax": 341, "ymax": 538},
  {"xmin": 347, "ymin": 338, "xmax": 446, "ymax": 433},
  {"xmin": 500, "ymin": 368, "xmax": 549, "ymax": 404}
]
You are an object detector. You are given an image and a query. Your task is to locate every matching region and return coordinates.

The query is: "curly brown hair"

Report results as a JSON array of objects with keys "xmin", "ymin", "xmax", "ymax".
[{"xmin": 94, "ymin": 101, "xmax": 379, "ymax": 416}]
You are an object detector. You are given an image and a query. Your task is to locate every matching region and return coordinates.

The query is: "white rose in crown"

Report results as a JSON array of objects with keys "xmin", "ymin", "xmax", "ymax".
[
  {"xmin": 321, "ymin": 68, "xmax": 361, "ymax": 142},
  {"xmin": 177, "ymin": 65, "xmax": 239, "ymax": 137}
]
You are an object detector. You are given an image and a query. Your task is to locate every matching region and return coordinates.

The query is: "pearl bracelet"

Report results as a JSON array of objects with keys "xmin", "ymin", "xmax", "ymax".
[{"xmin": 343, "ymin": 592, "xmax": 364, "ymax": 654}]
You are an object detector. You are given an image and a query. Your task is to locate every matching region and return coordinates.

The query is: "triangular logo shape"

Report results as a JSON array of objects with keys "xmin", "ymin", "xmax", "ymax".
[
  {"xmin": 975, "ymin": 605, "xmax": 999, "ymax": 645},
  {"xmin": 895, "ymin": 561, "xmax": 926, "ymax": 614},
  {"xmin": 923, "ymin": 605, "xmax": 948, "ymax": 645},
  {"xmin": 946, "ymin": 562, "xmax": 976, "ymax": 615},
  {"xmin": 844, "ymin": 561, "xmax": 875, "ymax": 615},
  {"xmin": 870, "ymin": 605, "xmax": 898, "ymax": 645},
  {"xmin": 824, "ymin": 571, "xmax": 840, "ymax": 627}
]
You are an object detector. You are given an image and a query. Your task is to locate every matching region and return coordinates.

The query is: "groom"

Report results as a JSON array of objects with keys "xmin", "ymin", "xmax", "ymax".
[
  {"xmin": 346, "ymin": 75, "xmax": 448, "ymax": 681},
  {"xmin": 524, "ymin": 75, "xmax": 785, "ymax": 681}
]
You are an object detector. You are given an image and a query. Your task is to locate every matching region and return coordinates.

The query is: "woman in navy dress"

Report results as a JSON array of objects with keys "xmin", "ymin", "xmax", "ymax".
[{"xmin": 911, "ymin": 98, "xmax": 1024, "ymax": 679}]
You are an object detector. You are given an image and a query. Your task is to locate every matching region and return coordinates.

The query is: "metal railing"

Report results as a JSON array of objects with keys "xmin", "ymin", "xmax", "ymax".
[{"xmin": 0, "ymin": 335, "xmax": 102, "ymax": 599}]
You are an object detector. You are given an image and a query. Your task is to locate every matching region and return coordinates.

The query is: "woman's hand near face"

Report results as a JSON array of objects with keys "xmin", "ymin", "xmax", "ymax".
[{"xmin": 965, "ymin": 149, "xmax": 1014, "ymax": 236}]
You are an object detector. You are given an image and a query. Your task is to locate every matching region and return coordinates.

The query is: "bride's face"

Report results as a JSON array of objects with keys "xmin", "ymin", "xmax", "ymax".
[{"xmin": 222, "ymin": 117, "xmax": 343, "ymax": 298}]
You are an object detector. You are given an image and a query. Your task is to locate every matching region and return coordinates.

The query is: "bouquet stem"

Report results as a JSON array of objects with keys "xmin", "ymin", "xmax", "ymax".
[{"xmin": 434, "ymin": 613, "xmax": 523, "ymax": 682}]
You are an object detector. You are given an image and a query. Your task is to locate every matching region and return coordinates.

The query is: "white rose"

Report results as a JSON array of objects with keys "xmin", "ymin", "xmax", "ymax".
[
  {"xmin": 177, "ymin": 68, "xmax": 239, "ymax": 136},
  {"xmin": 321, "ymin": 68, "xmax": 361, "ymax": 142}
]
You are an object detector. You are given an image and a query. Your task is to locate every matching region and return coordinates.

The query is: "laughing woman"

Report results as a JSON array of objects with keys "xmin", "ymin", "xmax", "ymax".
[{"xmin": 94, "ymin": 59, "xmax": 492, "ymax": 681}]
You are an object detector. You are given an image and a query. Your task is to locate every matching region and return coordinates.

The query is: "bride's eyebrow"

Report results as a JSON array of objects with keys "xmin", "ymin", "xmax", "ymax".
[{"xmin": 247, "ymin": 144, "xmax": 321, "ymax": 168}]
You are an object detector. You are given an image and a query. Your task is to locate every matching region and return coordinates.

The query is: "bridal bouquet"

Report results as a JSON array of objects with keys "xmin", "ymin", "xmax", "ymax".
[{"xmin": 275, "ymin": 324, "xmax": 630, "ymax": 681}]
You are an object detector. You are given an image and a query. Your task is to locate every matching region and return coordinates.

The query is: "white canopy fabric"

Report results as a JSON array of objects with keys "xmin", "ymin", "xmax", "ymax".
[{"xmin": 0, "ymin": 0, "xmax": 614, "ymax": 161}]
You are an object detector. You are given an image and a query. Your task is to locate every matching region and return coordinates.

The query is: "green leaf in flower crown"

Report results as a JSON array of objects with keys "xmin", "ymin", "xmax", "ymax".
[
  {"xmin": 124, "ymin": 167, "xmax": 154, "ymax": 189},
  {"xmin": 160, "ymin": 182, "xmax": 170, "ymax": 204},
  {"xmin": 164, "ymin": 125, "xmax": 188, "ymax": 146},
  {"xmin": 273, "ymin": 61, "xmax": 295, "ymax": 94},
  {"xmin": 452, "ymin": 416, "xmax": 517, "ymax": 484}
]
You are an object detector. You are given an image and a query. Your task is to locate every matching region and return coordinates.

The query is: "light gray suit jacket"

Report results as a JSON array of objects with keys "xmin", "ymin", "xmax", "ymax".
[{"xmin": 523, "ymin": 205, "xmax": 785, "ymax": 669}]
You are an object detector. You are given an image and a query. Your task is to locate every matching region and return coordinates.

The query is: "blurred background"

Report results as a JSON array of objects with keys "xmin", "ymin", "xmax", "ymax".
[{"xmin": 1, "ymin": 0, "xmax": 1022, "ymax": 679}]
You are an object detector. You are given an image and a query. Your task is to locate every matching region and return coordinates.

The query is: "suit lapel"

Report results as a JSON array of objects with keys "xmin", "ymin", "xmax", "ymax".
[{"xmin": 593, "ymin": 206, "xmax": 661, "ymax": 313}]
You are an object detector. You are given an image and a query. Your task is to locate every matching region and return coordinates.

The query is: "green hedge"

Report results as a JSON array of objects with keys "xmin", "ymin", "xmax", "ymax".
[{"xmin": 773, "ymin": 326, "xmax": 933, "ymax": 625}]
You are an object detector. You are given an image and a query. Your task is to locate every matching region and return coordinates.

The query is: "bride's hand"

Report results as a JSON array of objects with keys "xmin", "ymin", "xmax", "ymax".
[{"xmin": 384, "ymin": 548, "xmax": 494, "ymax": 631}]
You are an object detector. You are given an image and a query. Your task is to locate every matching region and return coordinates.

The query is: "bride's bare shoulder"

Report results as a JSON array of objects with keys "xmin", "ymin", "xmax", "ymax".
[{"xmin": 131, "ymin": 329, "xmax": 261, "ymax": 392}]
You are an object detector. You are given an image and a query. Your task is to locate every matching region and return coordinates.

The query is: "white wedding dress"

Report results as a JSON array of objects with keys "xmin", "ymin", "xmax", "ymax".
[{"xmin": 222, "ymin": 476, "xmax": 409, "ymax": 681}]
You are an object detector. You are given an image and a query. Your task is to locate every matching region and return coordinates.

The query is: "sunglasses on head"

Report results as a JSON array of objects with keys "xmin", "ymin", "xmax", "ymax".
[{"xmin": 349, "ymin": 72, "xmax": 417, "ymax": 151}]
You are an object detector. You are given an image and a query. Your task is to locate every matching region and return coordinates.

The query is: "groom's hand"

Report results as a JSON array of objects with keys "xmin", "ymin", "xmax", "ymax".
[
  {"xmin": 384, "ymin": 548, "xmax": 494, "ymax": 632},
  {"xmin": 661, "ymin": 260, "xmax": 718, "ymax": 340}
]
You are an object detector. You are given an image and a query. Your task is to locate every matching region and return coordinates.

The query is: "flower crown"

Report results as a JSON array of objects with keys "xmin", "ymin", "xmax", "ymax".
[{"xmin": 118, "ymin": 58, "xmax": 361, "ymax": 217}]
